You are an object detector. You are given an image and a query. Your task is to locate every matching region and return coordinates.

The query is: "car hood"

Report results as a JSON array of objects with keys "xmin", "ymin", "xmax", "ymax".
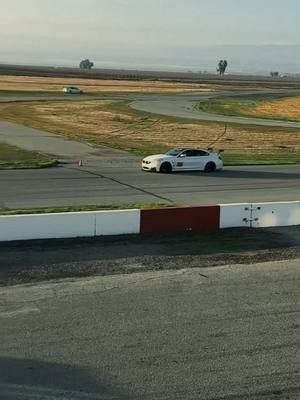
[{"xmin": 143, "ymin": 154, "xmax": 172, "ymax": 162}]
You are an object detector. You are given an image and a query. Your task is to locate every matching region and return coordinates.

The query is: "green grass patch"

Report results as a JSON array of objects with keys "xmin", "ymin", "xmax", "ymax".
[
  {"xmin": 196, "ymin": 97, "xmax": 260, "ymax": 117},
  {"xmin": 223, "ymin": 152, "xmax": 300, "ymax": 165},
  {"xmin": 0, "ymin": 142, "xmax": 57, "ymax": 169},
  {"xmin": 0, "ymin": 203, "xmax": 175, "ymax": 215}
]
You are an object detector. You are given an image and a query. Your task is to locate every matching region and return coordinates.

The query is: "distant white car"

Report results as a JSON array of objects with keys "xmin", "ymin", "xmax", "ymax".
[
  {"xmin": 142, "ymin": 148, "xmax": 223, "ymax": 173},
  {"xmin": 63, "ymin": 86, "xmax": 82, "ymax": 94}
]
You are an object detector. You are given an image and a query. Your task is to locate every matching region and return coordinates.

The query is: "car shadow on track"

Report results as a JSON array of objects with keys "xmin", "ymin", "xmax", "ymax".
[
  {"xmin": 0, "ymin": 357, "xmax": 132, "ymax": 400},
  {"xmin": 171, "ymin": 169, "xmax": 300, "ymax": 180}
]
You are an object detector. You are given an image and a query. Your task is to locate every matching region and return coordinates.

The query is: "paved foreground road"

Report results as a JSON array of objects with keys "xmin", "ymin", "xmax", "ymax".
[
  {"xmin": 0, "ymin": 260, "xmax": 299, "ymax": 399},
  {"xmin": 1, "ymin": 158, "xmax": 300, "ymax": 208}
]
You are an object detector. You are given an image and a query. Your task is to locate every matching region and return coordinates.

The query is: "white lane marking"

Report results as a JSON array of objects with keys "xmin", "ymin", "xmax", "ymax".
[{"xmin": 0, "ymin": 307, "xmax": 40, "ymax": 318}]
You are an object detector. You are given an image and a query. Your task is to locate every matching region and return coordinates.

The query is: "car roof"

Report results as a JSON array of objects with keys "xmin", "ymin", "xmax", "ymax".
[{"xmin": 171, "ymin": 148, "xmax": 209, "ymax": 152}]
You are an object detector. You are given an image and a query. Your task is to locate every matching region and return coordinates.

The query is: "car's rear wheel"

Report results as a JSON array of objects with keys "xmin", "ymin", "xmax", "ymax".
[
  {"xmin": 204, "ymin": 162, "xmax": 216, "ymax": 172},
  {"xmin": 160, "ymin": 162, "xmax": 172, "ymax": 173}
]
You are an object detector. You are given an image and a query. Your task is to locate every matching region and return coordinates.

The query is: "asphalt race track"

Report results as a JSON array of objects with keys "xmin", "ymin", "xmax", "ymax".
[
  {"xmin": 3, "ymin": 161, "xmax": 300, "ymax": 208},
  {"xmin": 1, "ymin": 260, "xmax": 299, "ymax": 399},
  {"xmin": 131, "ymin": 90, "xmax": 300, "ymax": 128},
  {"xmin": 1, "ymin": 90, "xmax": 300, "ymax": 208}
]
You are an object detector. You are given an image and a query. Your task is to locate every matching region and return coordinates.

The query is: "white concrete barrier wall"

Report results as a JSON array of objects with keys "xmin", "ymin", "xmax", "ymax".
[
  {"xmin": 0, "ymin": 212, "xmax": 96, "ymax": 242},
  {"xmin": 0, "ymin": 209, "xmax": 141, "ymax": 242},
  {"xmin": 219, "ymin": 203, "xmax": 251, "ymax": 228},
  {"xmin": 220, "ymin": 201, "xmax": 300, "ymax": 229},
  {"xmin": 95, "ymin": 209, "xmax": 140, "ymax": 236},
  {"xmin": 252, "ymin": 201, "xmax": 300, "ymax": 228},
  {"xmin": 1, "ymin": 202, "xmax": 300, "ymax": 242}
]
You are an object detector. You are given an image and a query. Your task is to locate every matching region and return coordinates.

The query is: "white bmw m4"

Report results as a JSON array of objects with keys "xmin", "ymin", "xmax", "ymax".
[{"xmin": 142, "ymin": 148, "xmax": 223, "ymax": 173}]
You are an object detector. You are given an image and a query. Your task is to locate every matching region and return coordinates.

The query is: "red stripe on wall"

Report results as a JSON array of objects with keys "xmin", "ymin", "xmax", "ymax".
[{"xmin": 140, "ymin": 206, "xmax": 220, "ymax": 234}]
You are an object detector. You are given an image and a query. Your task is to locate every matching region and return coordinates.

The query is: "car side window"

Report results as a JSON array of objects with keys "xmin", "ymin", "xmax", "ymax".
[
  {"xmin": 179, "ymin": 150, "xmax": 209, "ymax": 157},
  {"xmin": 194, "ymin": 150, "xmax": 209, "ymax": 157},
  {"xmin": 184, "ymin": 150, "xmax": 196, "ymax": 157},
  {"xmin": 178, "ymin": 150, "xmax": 188, "ymax": 157}
]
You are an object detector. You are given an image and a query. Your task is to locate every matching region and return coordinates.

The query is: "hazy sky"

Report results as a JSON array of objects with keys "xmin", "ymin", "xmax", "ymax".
[{"xmin": 1, "ymin": 0, "xmax": 300, "ymax": 72}]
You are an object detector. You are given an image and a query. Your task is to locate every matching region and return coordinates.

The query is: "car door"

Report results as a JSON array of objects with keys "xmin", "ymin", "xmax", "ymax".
[
  {"xmin": 184, "ymin": 150, "xmax": 200, "ymax": 170},
  {"xmin": 178, "ymin": 150, "xmax": 210, "ymax": 171},
  {"xmin": 175, "ymin": 149, "xmax": 209, "ymax": 170},
  {"xmin": 175, "ymin": 149, "xmax": 194, "ymax": 170},
  {"xmin": 191, "ymin": 150, "xmax": 211, "ymax": 170}
]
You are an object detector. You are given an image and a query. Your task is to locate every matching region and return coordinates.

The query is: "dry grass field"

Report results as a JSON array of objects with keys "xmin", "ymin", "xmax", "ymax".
[
  {"xmin": 0, "ymin": 75, "xmax": 214, "ymax": 94},
  {"xmin": 243, "ymin": 97, "xmax": 300, "ymax": 121},
  {"xmin": 0, "ymin": 99, "xmax": 300, "ymax": 164},
  {"xmin": 198, "ymin": 96, "xmax": 300, "ymax": 122}
]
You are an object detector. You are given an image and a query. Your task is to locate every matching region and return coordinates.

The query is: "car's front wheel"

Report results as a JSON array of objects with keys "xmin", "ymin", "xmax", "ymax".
[
  {"xmin": 160, "ymin": 162, "xmax": 172, "ymax": 173},
  {"xmin": 204, "ymin": 162, "xmax": 216, "ymax": 172}
]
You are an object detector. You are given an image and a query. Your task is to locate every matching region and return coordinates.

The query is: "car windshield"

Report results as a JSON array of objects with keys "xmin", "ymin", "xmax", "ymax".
[{"xmin": 165, "ymin": 148, "xmax": 185, "ymax": 156}]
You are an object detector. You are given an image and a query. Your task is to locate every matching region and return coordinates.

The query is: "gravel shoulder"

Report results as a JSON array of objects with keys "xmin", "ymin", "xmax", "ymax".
[{"xmin": 1, "ymin": 226, "xmax": 300, "ymax": 286}]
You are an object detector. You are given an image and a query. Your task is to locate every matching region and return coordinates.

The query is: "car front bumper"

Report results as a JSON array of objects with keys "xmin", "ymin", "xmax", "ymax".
[
  {"xmin": 142, "ymin": 160, "xmax": 159, "ymax": 172},
  {"xmin": 142, "ymin": 165, "xmax": 157, "ymax": 172}
]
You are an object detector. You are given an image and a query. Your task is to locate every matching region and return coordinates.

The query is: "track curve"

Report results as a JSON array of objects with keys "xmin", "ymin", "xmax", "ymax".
[
  {"xmin": 1, "ymin": 89, "xmax": 300, "ymax": 128},
  {"xmin": 130, "ymin": 90, "xmax": 300, "ymax": 128}
]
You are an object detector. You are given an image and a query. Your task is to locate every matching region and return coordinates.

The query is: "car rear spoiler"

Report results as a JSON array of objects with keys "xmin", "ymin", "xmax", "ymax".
[{"xmin": 208, "ymin": 148, "xmax": 225, "ymax": 154}]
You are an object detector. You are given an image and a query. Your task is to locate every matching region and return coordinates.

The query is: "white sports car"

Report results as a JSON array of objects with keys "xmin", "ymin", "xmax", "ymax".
[
  {"xmin": 142, "ymin": 148, "xmax": 223, "ymax": 173},
  {"xmin": 63, "ymin": 86, "xmax": 83, "ymax": 94}
]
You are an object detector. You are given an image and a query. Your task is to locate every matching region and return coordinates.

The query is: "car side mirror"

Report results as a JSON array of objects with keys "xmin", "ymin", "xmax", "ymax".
[{"xmin": 178, "ymin": 154, "xmax": 186, "ymax": 158}]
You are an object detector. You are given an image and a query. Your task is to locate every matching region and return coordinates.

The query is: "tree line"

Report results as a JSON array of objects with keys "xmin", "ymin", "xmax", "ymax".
[{"xmin": 79, "ymin": 58, "xmax": 230, "ymax": 75}]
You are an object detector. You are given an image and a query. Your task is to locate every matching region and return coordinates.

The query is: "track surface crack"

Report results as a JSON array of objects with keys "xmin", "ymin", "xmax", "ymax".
[{"xmin": 71, "ymin": 166, "xmax": 173, "ymax": 204}]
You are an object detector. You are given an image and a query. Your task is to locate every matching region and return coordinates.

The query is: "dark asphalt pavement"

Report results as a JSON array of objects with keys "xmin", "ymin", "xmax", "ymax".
[
  {"xmin": 1, "ymin": 158, "xmax": 300, "ymax": 208},
  {"xmin": 0, "ymin": 259, "xmax": 299, "ymax": 399}
]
